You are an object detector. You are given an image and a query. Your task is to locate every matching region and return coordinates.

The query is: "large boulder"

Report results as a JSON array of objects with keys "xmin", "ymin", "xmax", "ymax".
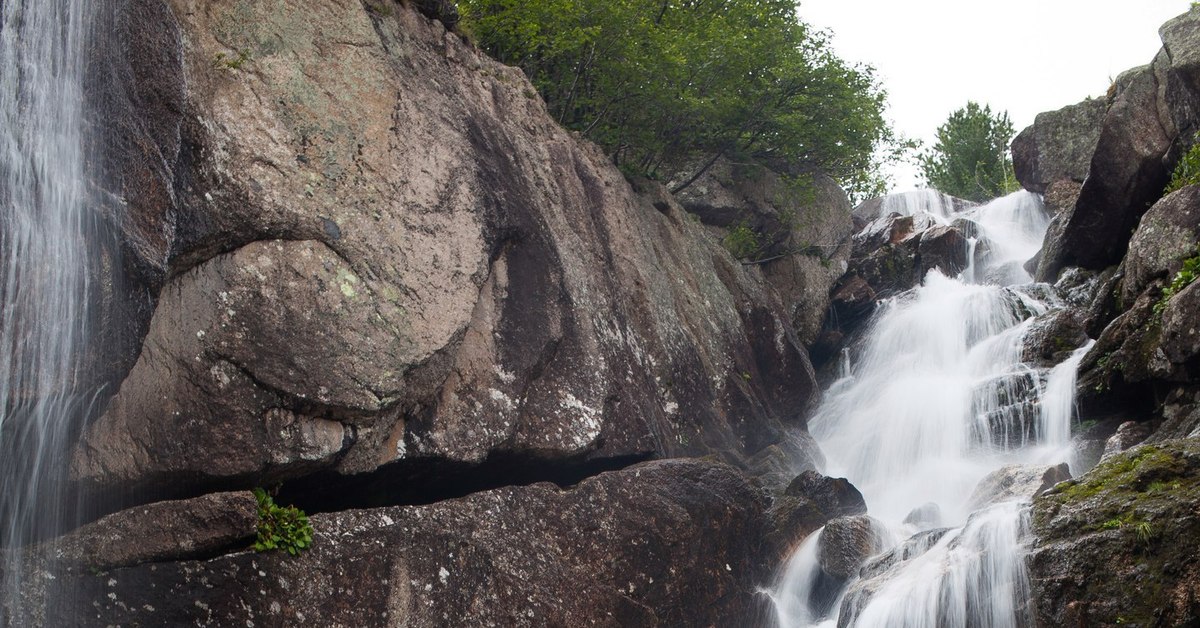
[
  {"xmin": 74, "ymin": 0, "xmax": 821, "ymax": 500},
  {"xmin": 1030, "ymin": 439, "xmax": 1200, "ymax": 627},
  {"xmin": 1041, "ymin": 64, "xmax": 1172, "ymax": 277},
  {"xmin": 767, "ymin": 471, "xmax": 867, "ymax": 558},
  {"xmin": 1011, "ymin": 98, "xmax": 1106, "ymax": 194},
  {"xmin": 1120, "ymin": 186, "xmax": 1200, "ymax": 305},
  {"xmin": 16, "ymin": 460, "xmax": 771, "ymax": 627},
  {"xmin": 817, "ymin": 515, "xmax": 885, "ymax": 581}
]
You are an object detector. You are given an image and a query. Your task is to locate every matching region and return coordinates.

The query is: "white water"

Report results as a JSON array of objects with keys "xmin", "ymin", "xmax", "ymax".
[
  {"xmin": 0, "ymin": 0, "xmax": 99, "ymax": 615},
  {"xmin": 771, "ymin": 191, "xmax": 1088, "ymax": 627}
]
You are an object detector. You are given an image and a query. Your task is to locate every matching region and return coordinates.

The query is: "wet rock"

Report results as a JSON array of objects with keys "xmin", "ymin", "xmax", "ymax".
[
  {"xmin": 1120, "ymin": 186, "xmax": 1200, "ymax": 305},
  {"xmin": 21, "ymin": 460, "xmax": 771, "ymax": 627},
  {"xmin": 51, "ymin": 492, "xmax": 257, "ymax": 570},
  {"xmin": 1030, "ymin": 439, "xmax": 1200, "ymax": 627},
  {"xmin": 916, "ymin": 225, "xmax": 969, "ymax": 279},
  {"xmin": 1011, "ymin": 98, "xmax": 1106, "ymax": 194},
  {"xmin": 966, "ymin": 463, "xmax": 1071, "ymax": 510},
  {"xmin": 837, "ymin": 527, "xmax": 951, "ymax": 626},
  {"xmin": 1053, "ymin": 267, "xmax": 1105, "ymax": 308},
  {"xmin": 850, "ymin": 190, "xmax": 974, "ymax": 229},
  {"xmin": 767, "ymin": 472, "xmax": 867, "ymax": 559},
  {"xmin": 1044, "ymin": 64, "xmax": 1172, "ymax": 276},
  {"xmin": 817, "ymin": 515, "xmax": 885, "ymax": 580},
  {"xmin": 1020, "ymin": 308, "xmax": 1089, "ymax": 367}
]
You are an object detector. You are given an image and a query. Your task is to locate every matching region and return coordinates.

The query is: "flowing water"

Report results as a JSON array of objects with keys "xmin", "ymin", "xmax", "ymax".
[
  {"xmin": 0, "ymin": 0, "xmax": 102, "ymax": 615},
  {"xmin": 770, "ymin": 190, "xmax": 1091, "ymax": 627}
]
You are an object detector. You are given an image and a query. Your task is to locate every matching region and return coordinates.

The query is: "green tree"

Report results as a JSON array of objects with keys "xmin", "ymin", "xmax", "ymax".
[
  {"xmin": 920, "ymin": 102, "xmax": 1018, "ymax": 202},
  {"xmin": 460, "ymin": 0, "xmax": 898, "ymax": 199}
]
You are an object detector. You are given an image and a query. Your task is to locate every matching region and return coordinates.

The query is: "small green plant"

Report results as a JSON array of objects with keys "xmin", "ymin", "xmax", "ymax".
[
  {"xmin": 1153, "ymin": 246, "xmax": 1200, "ymax": 315},
  {"xmin": 253, "ymin": 488, "xmax": 313, "ymax": 556},
  {"xmin": 1100, "ymin": 518, "xmax": 1123, "ymax": 530},
  {"xmin": 722, "ymin": 222, "xmax": 762, "ymax": 260},
  {"xmin": 213, "ymin": 48, "xmax": 252, "ymax": 71},
  {"xmin": 1133, "ymin": 520, "xmax": 1156, "ymax": 547},
  {"xmin": 1166, "ymin": 135, "xmax": 1200, "ymax": 194}
]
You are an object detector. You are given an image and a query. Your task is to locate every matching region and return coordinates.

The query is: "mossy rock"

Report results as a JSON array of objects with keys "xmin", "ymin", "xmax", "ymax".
[{"xmin": 1029, "ymin": 438, "xmax": 1200, "ymax": 627}]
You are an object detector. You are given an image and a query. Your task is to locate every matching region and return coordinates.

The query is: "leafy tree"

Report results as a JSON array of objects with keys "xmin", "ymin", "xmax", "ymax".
[
  {"xmin": 459, "ymin": 0, "xmax": 898, "ymax": 199},
  {"xmin": 919, "ymin": 102, "xmax": 1018, "ymax": 202}
]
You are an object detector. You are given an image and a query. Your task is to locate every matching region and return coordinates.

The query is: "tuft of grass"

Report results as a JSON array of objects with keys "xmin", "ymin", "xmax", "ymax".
[
  {"xmin": 1153, "ymin": 245, "xmax": 1200, "ymax": 315},
  {"xmin": 1166, "ymin": 134, "xmax": 1200, "ymax": 194}
]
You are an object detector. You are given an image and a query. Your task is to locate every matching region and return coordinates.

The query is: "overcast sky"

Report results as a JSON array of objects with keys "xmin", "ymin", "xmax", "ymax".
[{"xmin": 798, "ymin": 0, "xmax": 1194, "ymax": 191}]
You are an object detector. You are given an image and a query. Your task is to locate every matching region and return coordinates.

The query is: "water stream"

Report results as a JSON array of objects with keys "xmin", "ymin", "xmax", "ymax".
[
  {"xmin": 770, "ymin": 190, "xmax": 1089, "ymax": 627},
  {"xmin": 0, "ymin": 0, "xmax": 101, "ymax": 615}
]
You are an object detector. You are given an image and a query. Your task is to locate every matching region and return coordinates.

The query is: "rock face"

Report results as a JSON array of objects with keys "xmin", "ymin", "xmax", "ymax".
[
  {"xmin": 1120, "ymin": 186, "xmax": 1200, "ymax": 305},
  {"xmin": 1010, "ymin": 98, "xmax": 1105, "ymax": 194},
  {"xmin": 1053, "ymin": 64, "xmax": 1171, "ymax": 273},
  {"xmin": 1030, "ymin": 440, "xmax": 1200, "ymax": 627},
  {"xmin": 74, "ymin": 0, "xmax": 821, "ymax": 501},
  {"xmin": 20, "ymin": 460, "xmax": 771, "ymax": 627},
  {"xmin": 672, "ymin": 158, "xmax": 856, "ymax": 346}
]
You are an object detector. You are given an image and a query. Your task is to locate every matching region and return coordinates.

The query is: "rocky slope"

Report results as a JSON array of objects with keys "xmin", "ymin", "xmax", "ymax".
[
  {"xmin": 4, "ymin": 0, "xmax": 866, "ymax": 624},
  {"xmin": 1010, "ymin": 7, "xmax": 1200, "ymax": 626}
]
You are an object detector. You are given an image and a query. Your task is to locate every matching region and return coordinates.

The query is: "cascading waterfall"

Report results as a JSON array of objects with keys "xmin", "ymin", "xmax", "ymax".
[
  {"xmin": 0, "ymin": 0, "xmax": 101, "ymax": 615},
  {"xmin": 771, "ymin": 190, "xmax": 1090, "ymax": 627}
]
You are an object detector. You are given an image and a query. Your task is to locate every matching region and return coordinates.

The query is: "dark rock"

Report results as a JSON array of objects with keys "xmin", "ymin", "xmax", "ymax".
[
  {"xmin": 1045, "ymin": 64, "xmax": 1172, "ymax": 275},
  {"xmin": 1030, "ymin": 438, "xmax": 1200, "ymax": 627},
  {"xmin": 1053, "ymin": 266, "xmax": 1105, "ymax": 309},
  {"xmin": 1020, "ymin": 308, "xmax": 1090, "ymax": 367},
  {"xmin": 413, "ymin": 0, "xmax": 460, "ymax": 29},
  {"xmin": 767, "ymin": 471, "xmax": 867, "ymax": 560},
  {"xmin": 1120, "ymin": 186, "xmax": 1200, "ymax": 305},
  {"xmin": 1076, "ymin": 287, "xmax": 1172, "ymax": 411},
  {"xmin": 916, "ymin": 225, "xmax": 969, "ymax": 279},
  {"xmin": 817, "ymin": 515, "xmax": 885, "ymax": 580},
  {"xmin": 1011, "ymin": 98, "xmax": 1106, "ymax": 194},
  {"xmin": 965, "ymin": 463, "xmax": 1072, "ymax": 510},
  {"xmin": 51, "ymin": 492, "xmax": 257, "ymax": 570},
  {"xmin": 1151, "ymin": 385, "xmax": 1200, "ymax": 442},
  {"xmin": 18, "ymin": 460, "xmax": 771, "ymax": 627}
]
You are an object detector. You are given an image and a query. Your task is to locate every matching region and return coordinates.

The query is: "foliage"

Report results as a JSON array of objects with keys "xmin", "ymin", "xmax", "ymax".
[
  {"xmin": 1165, "ymin": 135, "xmax": 1200, "ymax": 194},
  {"xmin": 1153, "ymin": 245, "xmax": 1200, "ymax": 315},
  {"xmin": 919, "ymin": 101, "xmax": 1019, "ymax": 202},
  {"xmin": 722, "ymin": 222, "xmax": 762, "ymax": 260},
  {"xmin": 459, "ymin": 0, "xmax": 897, "ymax": 198},
  {"xmin": 253, "ymin": 488, "xmax": 313, "ymax": 556}
]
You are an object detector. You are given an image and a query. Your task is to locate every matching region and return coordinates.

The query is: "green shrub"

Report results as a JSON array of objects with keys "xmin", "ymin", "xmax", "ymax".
[
  {"xmin": 1166, "ymin": 137, "xmax": 1200, "ymax": 194},
  {"xmin": 1153, "ymin": 245, "xmax": 1200, "ymax": 315},
  {"xmin": 723, "ymin": 223, "xmax": 762, "ymax": 260},
  {"xmin": 253, "ymin": 488, "xmax": 314, "ymax": 556}
]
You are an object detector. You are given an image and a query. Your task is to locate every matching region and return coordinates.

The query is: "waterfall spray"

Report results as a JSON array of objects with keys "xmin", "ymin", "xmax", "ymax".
[{"xmin": 772, "ymin": 191, "xmax": 1087, "ymax": 626}]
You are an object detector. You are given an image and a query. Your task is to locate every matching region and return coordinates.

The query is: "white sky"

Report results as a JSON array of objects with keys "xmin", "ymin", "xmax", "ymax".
[{"xmin": 797, "ymin": 0, "xmax": 1194, "ymax": 191}]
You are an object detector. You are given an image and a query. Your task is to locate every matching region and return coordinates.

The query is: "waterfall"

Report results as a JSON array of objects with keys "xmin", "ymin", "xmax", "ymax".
[
  {"xmin": 0, "ymin": 0, "xmax": 101, "ymax": 616},
  {"xmin": 771, "ymin": 191, "xmax": 1085, "ymax": 626}
]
